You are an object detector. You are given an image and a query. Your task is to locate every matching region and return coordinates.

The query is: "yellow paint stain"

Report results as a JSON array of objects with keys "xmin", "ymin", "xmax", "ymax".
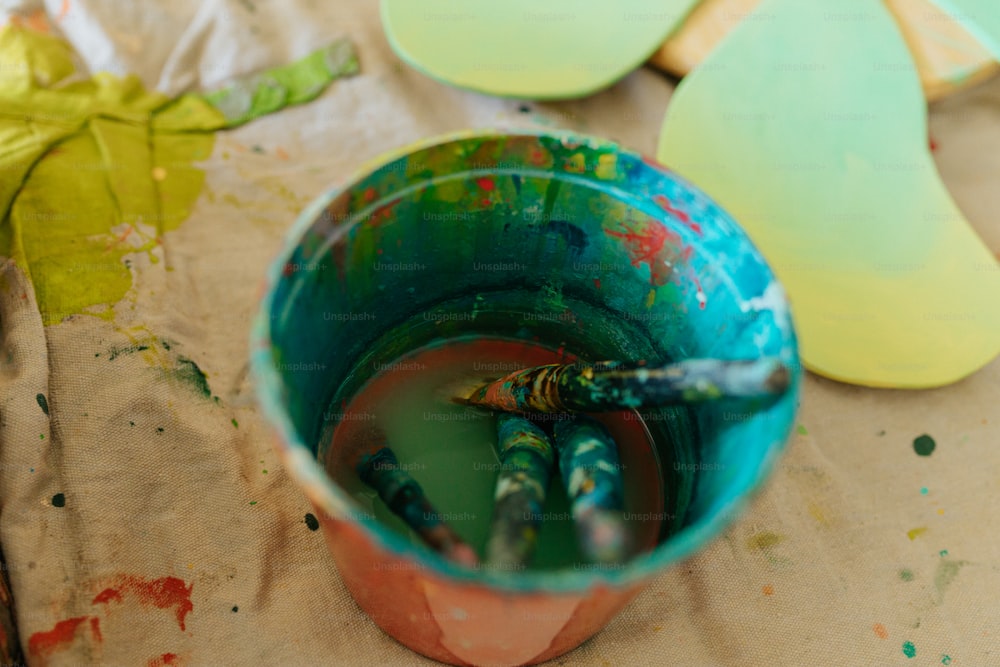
[
  {"xmin": 937, "ymin": 508, "xmax": 945, "ymax": 516},
  {"xmin": 907, "ymin": 527, "xmax": 928, "ymax": 540},
  {"xmin": 807, "ymin": 501, "xmax": 828, "ymax": 526},
  {"xmin": 565, "ymin": 153, "xmax": 586, "ymax": 173},
  {"xmin": 595, "ymin": 153, "xmax": 617, "ymax": 180},
  {"xmin": 645, "ymin": 288, "xmax": 656, "ymax": 309},
  {"xmin": 746, "ymin": 531, "xmax": 784, "ymax": 550}
]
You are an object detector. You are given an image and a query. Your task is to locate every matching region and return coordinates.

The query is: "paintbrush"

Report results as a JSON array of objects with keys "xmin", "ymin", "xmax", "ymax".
[
  {"xmin": 356, "ymin": 434, "xmax": 479, "ymax": 568},
  {"xmin": 484, "ymin": 414, "xmax": 557, "ymax": 571},
  {"xmin": 453, "ymin": 357, "xmax": 791, "ymax": 414},
  {"xmin": 552, "ymin": 415, "xmax": 628, "ymax": 565}
]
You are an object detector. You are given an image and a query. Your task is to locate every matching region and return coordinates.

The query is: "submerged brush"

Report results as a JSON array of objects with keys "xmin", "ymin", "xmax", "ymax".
[
  {"xmin": 553, "ymin": 415, "xmax": 628, "ymax": 565},
  {"xmin": 357, "ymin": 437, "xmax": 479, "ymax": 568},
  {"xmin": 456, "ymin": 357, "xmax": 791, "ymax": 414},
  {"xmin": 484, "ymin": 414, "xmax": 556, "ymax": 570}
]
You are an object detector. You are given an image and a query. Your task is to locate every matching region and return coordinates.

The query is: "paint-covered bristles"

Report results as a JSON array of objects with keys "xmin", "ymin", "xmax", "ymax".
[
  {"xmin": 553, "ymin": 415, "xmax": 628, "ymax": 565},
  {"xmin": 484, "ymin": 414, "xmax": 556, "ymax": 570},
  {"xmin": 459, "ymin": 357, "xmax": 791, "ymax": 414},
  {"xmin": 357, "ymin": 443, "xmax": 479, "ymax": 568}
]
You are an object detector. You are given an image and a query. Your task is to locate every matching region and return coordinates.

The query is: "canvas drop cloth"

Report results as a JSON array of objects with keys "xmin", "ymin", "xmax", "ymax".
[{"xmin": 0, "ymin": 1, "xmax": 997, "ymax": 665}]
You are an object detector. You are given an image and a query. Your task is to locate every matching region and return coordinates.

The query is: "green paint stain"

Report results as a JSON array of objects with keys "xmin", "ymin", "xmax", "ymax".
[
  {"xmin": 939, "ymin": 549, "xmax": 948, "ymax": 557},
  {"xmin": 231, "ymin": 418, "xmax": 239, "ymax": 428},
  {"xmin": 920, "ymin": 487, "xmax": 929, "ymax": 495},
  {"xmin": 898, "ymin": 568, "xmax": 914, "ymax": 582},
  {"xmin": 746, "ymin": 531, "xmax": 784, "ymax": 550},
  {"xmin": 172, "ymin": 356, "xmax": 212, "ymax": 399},
  {"xmin": 35, "ymin": 393, "xmax": 49, "ymax": 415},
  {"xmin": 933, "ymin": 559, "xmax": 969, "ymax": 604},
  {"xmin": 249, "ymin": 501, "xmax": 257, "ymax": 506},
  {"xmin": 796, "ymin": 424, "xmax": 808, "ymax": 435},
  {"xmin": 941, "ymin": 655, "xmax": 951, "ymax": 665},
  {"xmin": 906, "ymin": 527, "xmax": 927, "ymax": 540},
  {"xmin": 913, "ymin": 434, "xmax": 936, "ymax": 456},
  {"xmin": 902, "ymin": 641, "xmax": 916, "ymax": 658}
]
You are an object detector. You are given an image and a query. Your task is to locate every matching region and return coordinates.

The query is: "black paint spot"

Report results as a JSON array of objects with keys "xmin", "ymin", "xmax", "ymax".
[
  {"xmin": 913, "ymin": 434, "xmax": 936, "ymax": 456},
  {"xmin": 546, "ymin": 220, "xmax": 588, "ymax": 255},
  {"xmin": 156, "ymin": 427, "xmax": 164, "ymax": 433},
  {"xmin": 518, "ymin": 104, "xmax": 531, "ymax": 113},
  {"xmin": 36, "ymin": 393, "xmax": 49, "ymax": 415},
  {"xmin": 232, "ymin": 606, "xmax": 239, "ymax": 613},
  {"xmin": 107, "ymin": 344, "xmax": 149, "ymax": 361},
  {"xmin": 129, "ymin": 421, "xmax": 135, "ymax": 427},
  {"xmin": 161, "ymin": 339, "xmax": 172, "ymax": 351},
  {"xmin": 305, "ymin": 513, "xmax": 320, "ymax": 531},
  {"xmin": 51, "ymin": 493, "xmax": 65, "ymax": 507}
]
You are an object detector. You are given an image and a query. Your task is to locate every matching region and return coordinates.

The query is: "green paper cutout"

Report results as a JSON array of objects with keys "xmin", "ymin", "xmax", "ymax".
[
  {"xmin": 658, "ymin": 0, "xmax": 1000, "ymax": 388},
  {"xmin": 0, "ymin": 27, "xmax": 357, "ymax": 325},
  {"xmin": 929, "ymin": 0, "xmax": 1000, "ymax": 60},
  {"xmin": 381, "ymin": 0, "xmax": 699, "ymax": 99}
]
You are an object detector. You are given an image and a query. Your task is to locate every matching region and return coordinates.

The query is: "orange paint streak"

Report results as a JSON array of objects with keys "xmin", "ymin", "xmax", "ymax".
[
  {"xmin": 873, "ymin": 623, "xmax": 888, "ymax": 639},
  {"xmin": 92, "ymin": 575, "xmax": 194, "ymax": 631},
  {"xmin": 28, "ymin": 616, "xmax": 89, "ymax": 659},
  {"xmin": 57, "ymin": 0, "xmax": 71, "ymax": 21},
  {"xmin": 275, "ymin": 147, "xmax": 290, "ymax": 160},
  {"xmin": 762, "ymin": 585, "xmax": 774, "ymax": 596}
]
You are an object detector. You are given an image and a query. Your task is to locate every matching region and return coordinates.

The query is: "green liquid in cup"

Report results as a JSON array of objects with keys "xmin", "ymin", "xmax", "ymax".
[{"xmin": 326, "ymin": 336, "xmax": 665, "ymax": 571}]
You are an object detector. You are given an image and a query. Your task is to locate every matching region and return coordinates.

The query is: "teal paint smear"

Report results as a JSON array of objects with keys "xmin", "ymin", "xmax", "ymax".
[
  {"xmin": 929, "ymin": 0, "xmax": 1000, "ymax": 60},
  {"xmin": 903, "ymin": 641, "xmax": 917, "ymax": 658}
]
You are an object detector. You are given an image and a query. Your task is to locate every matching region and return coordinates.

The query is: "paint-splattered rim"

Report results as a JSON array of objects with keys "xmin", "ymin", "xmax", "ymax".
[{"xmin": 250, "ymin": 128, "xmax": 801, "ymax": 593}]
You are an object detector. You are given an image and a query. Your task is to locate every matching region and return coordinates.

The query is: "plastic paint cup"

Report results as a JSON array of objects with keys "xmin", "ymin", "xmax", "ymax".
[{"xmin": 251, "ymin": 130, "xmax": 799, "ymax": 667}]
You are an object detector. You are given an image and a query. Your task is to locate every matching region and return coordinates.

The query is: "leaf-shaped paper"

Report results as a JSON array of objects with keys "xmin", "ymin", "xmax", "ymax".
[
  {"xmin": 380, "ymin": 0, "xmax": 699, "ymax": 99},
  {"xmin": 658, "ymin": 0, "xmax": 1000, "ymax": 388}
]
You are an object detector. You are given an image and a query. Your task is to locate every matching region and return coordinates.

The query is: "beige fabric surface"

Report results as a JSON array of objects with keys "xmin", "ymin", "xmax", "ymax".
[{"xmin": 0, "ymin": 1, "xmax": 998, "ymax": 666}]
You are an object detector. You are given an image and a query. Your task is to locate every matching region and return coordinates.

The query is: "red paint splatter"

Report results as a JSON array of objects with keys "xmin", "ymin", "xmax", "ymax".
[
  {"xmin": 89, "ymin": 616, "xmax": 102, "ymax": 642},
  {"xmin": 148, "ymin": 653, "xmax": 181, "ymax": 667},
  {"xmin": 376, "ymin": 248, "xmax": 383, "ymax": 255},
  {"xmin": 480, "ymin": 198, "xmax": 491, "ymax": 207},
  {"xmin": 593, "ymin": 278, "xmax": 601, "ymax": 290},
  {"xmin": 653, "ymin": 195, "xmax": 701, "ymax": 235},
  {"xmin": 929, "ymin": 135, "xmax": 938, "ymax": 152},
  {"xmin": 605, "ymin": 222, "xmax": 680, "ymax": 286},
  {"xmin": 362, "ymin": 187, "xmax": 377, "ymax": 203},
  {"xmin": 281, "ymin": 262, "xmax": 295, "ymax": 276},
  {"xmin": 28, "ymin": 616, "xmax": 90, "ymax": 659},
  {"xmin": 691, "ymin": 274, "xmax": 707, "ymax": 310},
  {"xmin": 92, "ymin": 575, "xmax": 194, "ymax": 631},
  {"xmin": 528, "ymin": 148, "xmax": 547, "ymax": 166},
  {"xmin": 475, "ymin": 177, "xmax": 495, "ymax": 191}
]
